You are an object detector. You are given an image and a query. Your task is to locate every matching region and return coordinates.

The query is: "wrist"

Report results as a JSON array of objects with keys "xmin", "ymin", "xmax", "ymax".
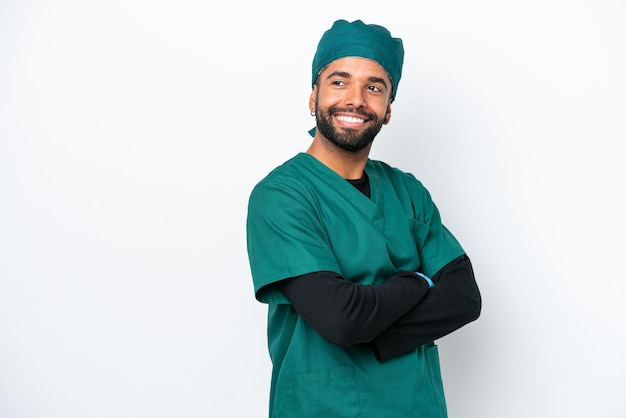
[{"xmin": 415, "ymin": 272, "xmax": 434, "ymax": 288}]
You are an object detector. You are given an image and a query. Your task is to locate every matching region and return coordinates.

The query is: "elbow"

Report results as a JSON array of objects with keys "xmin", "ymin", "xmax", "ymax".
[
  {"xmin": 450, "ymin": 296, "xmax": 481, "ymax": 332},
  {"xmin": 458, "ymin": 266, "xmax": 482, "ymax": 324},
  {"xmin": 450, "ymin": 280, "xmax": 481, "ymax": 326},
  {"xmin": 465, "ymin": 288, "xmax": 482, "ymax": 323},
  {"xmin": 470, "ymin": 297, "xmax": 482, "ymax": 322}
]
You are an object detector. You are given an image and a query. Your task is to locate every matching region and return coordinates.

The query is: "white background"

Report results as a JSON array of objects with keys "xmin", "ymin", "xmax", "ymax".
[{"xmin": 1, "ymin": 1, "xmax": 625, "ymax": 417}]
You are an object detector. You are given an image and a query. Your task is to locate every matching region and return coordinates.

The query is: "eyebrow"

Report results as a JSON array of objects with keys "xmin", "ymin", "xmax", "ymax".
[{"xmin": 325, "ymin": 71, "xmax": 389, "ymax": 90}]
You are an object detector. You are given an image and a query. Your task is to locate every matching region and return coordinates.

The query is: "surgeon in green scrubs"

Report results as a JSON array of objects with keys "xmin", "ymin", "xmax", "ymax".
[{"xmin": 246, "ymin": 19, "xmax": 482, "ymax": 418}]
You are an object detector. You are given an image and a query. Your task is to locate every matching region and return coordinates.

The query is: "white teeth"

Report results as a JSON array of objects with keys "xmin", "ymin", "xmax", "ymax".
[{"xmin": 336, "ymin": 115, "xmax": 364, "ymax": 123}]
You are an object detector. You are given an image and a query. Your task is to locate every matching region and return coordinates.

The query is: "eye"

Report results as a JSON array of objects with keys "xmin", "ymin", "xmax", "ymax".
[{"xmin": 368, "ymin": 85, "xmax": 383, "ymax": 93}]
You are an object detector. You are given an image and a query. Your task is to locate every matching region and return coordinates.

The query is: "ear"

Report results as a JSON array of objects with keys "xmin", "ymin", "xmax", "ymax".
[
  {"xmin": 309, "ymin": 85, "xmax": 318, "ymax": 114},
  {"xmin": 383, "ymin": 103, "xmax": 392, "ymax": 125}
]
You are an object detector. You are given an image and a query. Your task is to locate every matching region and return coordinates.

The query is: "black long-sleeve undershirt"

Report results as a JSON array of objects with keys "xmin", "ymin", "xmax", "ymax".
[
  {"xmin": 280, "ymin": 270, "xmax": 430, "ymax": 347},
  {"xmin": 278, "ymin": 254, "xmax": 481, "ymax": 362}
]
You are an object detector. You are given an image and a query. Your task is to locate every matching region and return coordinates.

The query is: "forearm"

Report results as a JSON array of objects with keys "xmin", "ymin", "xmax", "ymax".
[
  {"xmin": 279, "ymin": 270, "xmax": 430, "ymax": 347},
  {"xmin": 372, "ymin": 255, "xmax": 482, "ymax": 361}
]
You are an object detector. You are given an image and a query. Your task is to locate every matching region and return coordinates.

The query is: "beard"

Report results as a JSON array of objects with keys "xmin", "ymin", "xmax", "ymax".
[{"xmin": 315, "ymin": 104, "xmax": 385, "ymax": 153}]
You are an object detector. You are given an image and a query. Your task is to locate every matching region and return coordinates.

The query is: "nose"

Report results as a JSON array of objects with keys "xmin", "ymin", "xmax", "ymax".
[{"xmin": 344, "ymin": 85, "xmax": 366, "ymax": 108}]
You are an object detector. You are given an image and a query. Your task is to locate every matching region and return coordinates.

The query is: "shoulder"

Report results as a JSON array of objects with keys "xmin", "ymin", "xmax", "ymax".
[
  {"xmin": 248, "ymin": 154, "xmax": 319, "ymax": 215},
  {"xmin": 367, "ymin": 158, "xmax": 417, "ymax": 180},
  {"xmin": 251, "ymin": 154, "xmax": 307, "ymax": 195},
  {"xmin": 366, "ymin": 159, "xmax": 428, "ymax": 193},
  {"xmin": 255, "ymin": 152, "xmax": 333, "ymax": 186}
]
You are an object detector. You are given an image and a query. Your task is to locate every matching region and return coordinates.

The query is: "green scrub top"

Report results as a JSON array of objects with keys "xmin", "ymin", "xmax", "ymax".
[{"xmin": 247, "ymin": 153, "xmax": 465, "ymax": 418}]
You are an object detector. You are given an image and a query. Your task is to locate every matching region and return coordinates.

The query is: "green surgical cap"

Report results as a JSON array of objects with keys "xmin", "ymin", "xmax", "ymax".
[{"xmin": 311, "ymin": 19, "xmax": 404, "ymax": 99}]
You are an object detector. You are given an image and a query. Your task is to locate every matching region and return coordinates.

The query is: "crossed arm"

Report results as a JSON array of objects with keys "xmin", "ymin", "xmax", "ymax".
[{"xmin": 278, "ymin": 254, "xmax": 481, "ymax": 362}]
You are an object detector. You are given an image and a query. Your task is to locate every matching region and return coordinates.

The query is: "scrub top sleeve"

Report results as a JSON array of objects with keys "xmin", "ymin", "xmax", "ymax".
[{"xmin": 246, "ymin": 180, "xmax": 341, "ymax": 304}]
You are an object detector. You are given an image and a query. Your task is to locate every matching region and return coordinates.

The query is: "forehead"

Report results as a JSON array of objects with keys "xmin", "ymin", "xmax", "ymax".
[{"xmin": 320, "ymin": 57, "xmax": 392, "ymax": 84}]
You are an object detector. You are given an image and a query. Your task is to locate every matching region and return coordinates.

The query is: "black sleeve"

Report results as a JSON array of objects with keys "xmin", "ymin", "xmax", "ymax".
[
  {"xmin": 372, "ymin": 254, "xmax": 482, "ymax": 362},
  {"xmin": 278, "ymin": 270, "xmax": 430, "ymax": 347}
]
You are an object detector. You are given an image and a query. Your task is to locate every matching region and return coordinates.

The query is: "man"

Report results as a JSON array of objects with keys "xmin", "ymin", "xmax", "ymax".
[{"xmin": 246, "ymin": 19, "xmax": 481, "ymax": 418}]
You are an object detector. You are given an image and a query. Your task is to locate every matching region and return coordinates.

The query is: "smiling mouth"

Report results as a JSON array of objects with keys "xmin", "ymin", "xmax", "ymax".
[{"xmin": 335, "ymin": 115, "xmax": 366, "ymax": 124}]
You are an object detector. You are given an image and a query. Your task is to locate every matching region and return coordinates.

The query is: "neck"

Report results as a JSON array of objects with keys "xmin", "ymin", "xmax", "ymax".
[{"xmin": 306, "ymin": 136, "xmax": 371, "ymax": 179}]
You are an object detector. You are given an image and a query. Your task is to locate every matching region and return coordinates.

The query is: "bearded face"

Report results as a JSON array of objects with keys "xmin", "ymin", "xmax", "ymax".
[{"xmin": 314, "ymin": 102, "xmax": 385, "ymax": 152}]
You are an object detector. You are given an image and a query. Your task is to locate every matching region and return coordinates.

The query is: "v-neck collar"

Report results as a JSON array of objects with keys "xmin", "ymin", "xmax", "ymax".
[{"xmin": 296, "ymin": 153, "xmax": 385, "ymax": 228}]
